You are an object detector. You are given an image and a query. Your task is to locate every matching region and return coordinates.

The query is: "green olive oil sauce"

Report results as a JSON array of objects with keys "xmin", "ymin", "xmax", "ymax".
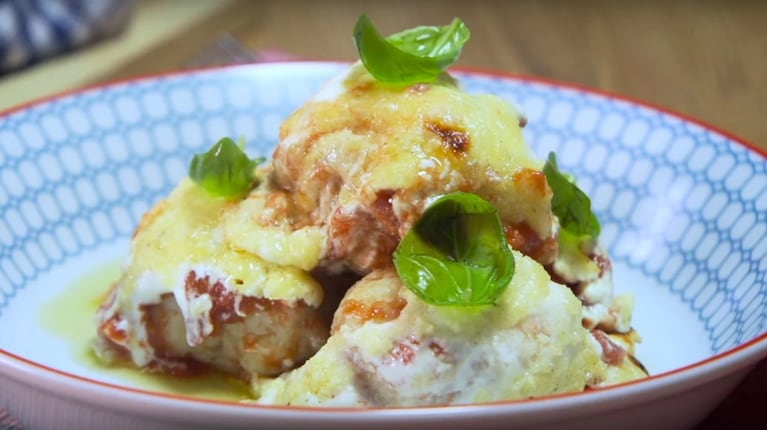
[{"xmin": 40, "ymin": 260, "xmax": 253, "ymax": 401}]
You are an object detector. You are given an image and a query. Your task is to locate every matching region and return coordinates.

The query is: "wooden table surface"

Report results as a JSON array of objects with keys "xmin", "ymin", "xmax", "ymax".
[
  {"xmin": 14, "ymin": 0, "xmax": 767, "ymax": 428},
  {"xmin": 100, "ymin": 0, "xmax": 767, "ymax": 149}
]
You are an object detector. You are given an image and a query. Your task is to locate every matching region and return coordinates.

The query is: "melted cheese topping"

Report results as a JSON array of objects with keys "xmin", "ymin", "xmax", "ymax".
[
  {"xmin": 275, "ymin": 62, "xmax": 553, "ymax": 239},
  {"xmin": 96, "ymin": 63, "xmax": 645, "ymax": 403},
  {"xmin": 107, "ymin": 180, "xmax": 325, "ymax": 365},
  {"xmin": 258, "ymin": 251, "xmax": 607, "ymax": 406},
  {"xmin": 118, "ymin": 179, "xmax": 323, "ymax": 306},
  {"xmin": 223, "ymin": 186, "xmax": 326, "ymax": 271}
]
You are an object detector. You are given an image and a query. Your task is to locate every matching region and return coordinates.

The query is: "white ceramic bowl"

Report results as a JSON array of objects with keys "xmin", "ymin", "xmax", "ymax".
[{"xmin": 0, "ymin": 62, "xmax": 765, "ymax": 430}]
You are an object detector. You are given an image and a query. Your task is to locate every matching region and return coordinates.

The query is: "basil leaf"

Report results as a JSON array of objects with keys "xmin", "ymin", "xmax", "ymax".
[
  {"xmin": 353, "ymin": 13, "xmax": 470, "ymax": 85},
  {"xmin": 188, "ymin": 137, "xmax": 264, "ymax": 199},
  {"xmin": 394, "ymin": 192, "xmax": 515, "ymax": 306},
  {"xmin": 543, "ymin": 152, "xmax": 601, "ymax": 240}
]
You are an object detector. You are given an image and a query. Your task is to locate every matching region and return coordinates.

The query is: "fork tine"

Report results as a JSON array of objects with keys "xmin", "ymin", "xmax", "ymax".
[{"xmin": 184, "ymin": 33, "xmax": 261, "ymax": 69}]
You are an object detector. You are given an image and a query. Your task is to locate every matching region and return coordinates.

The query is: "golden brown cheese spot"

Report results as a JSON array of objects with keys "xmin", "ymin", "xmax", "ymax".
[
  {"xmin": 132, "ymin": 199, "xmax": 167, "ymax": 239},
  {"xmin": 335, "ymin": 296, "xmax": 407, "ymax": 332},
  {"xmin": 513, "ymin": 168, "xmax": 549, "ymax": 198},
  {"xmin": 426, "ymin": 121, "xmax": 470, "ymax": 155},
  {"xmin": 345, "ymin": 79, "xmax": 376, "ymax": 96},
  {"xmin": 591, "ymin": 329, "xmax": 627, "ymax": 366},
  {"xmin": 249, "ymin": 179, "xmax": 318, "ymax": 229},
  {"xmin": 505, "ymin": 222, "xmax": 559, "ymax": 266}
]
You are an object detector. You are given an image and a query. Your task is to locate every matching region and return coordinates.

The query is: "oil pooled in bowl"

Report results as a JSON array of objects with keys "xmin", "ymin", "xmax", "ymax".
[{"xmin": 39, "ymin": 261, "xmax": 253, "ymax": 401}]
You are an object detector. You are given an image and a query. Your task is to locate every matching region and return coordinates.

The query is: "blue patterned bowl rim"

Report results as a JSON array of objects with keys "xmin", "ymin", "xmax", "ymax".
[{"xmin": 0, "ymin": 61, "xmax": 765, "ymax": 416}]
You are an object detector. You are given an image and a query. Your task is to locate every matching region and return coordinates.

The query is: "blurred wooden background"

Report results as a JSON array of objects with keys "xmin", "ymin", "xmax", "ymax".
[{"xmin": 100, "ymin": 0, "xmax": 767, "ymax": 148}]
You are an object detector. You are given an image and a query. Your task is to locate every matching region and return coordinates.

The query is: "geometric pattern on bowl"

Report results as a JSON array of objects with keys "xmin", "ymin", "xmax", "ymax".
[{"xmin": 0, "ymin": 62, "xmax": 765, "ymax": 359}]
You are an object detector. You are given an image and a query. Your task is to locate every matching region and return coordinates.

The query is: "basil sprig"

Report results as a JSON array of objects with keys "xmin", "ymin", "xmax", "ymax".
[
  {"xmin": 543, "ymin": 152, "xmax": 601, "ymax": 247},
  {"xmin": 188, "ymin": 137, "xmax": 264, "ymax": 199},
  {"xmin": 353, "ymin": 13, "xmax": 470, "ymax": 85},
  {"xmin": 394, "ymin": 192, "xmax": 515, "ymax": 306}
]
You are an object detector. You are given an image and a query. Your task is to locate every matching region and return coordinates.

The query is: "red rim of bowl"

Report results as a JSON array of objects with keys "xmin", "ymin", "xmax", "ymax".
[{"xmin": 0, "ymin": 61, "xmax": 766, "ymax": 416}]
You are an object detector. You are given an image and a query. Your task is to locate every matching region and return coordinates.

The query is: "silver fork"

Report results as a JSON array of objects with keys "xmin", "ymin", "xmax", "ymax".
[{"xmin": 183, "ymin": 33, "xmax": 262, "ymax": 69}]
